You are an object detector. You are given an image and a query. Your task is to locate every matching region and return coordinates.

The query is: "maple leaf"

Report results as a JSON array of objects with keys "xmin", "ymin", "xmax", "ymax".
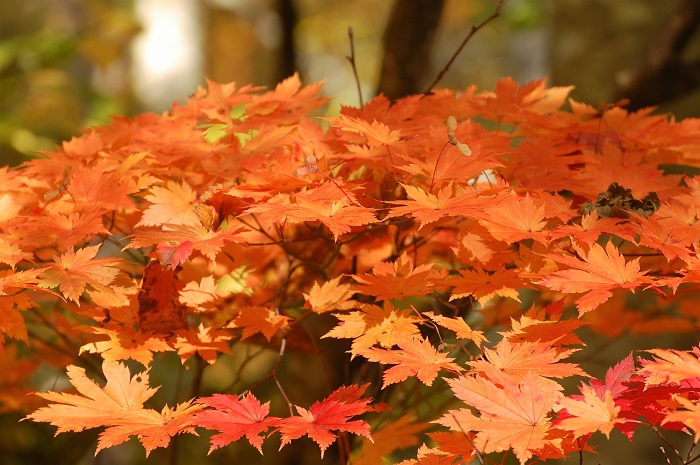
[
  {"xmin": 136, "ymin": 180, "xmax": 201, "ymax": 227},
  {"xmin": 469, "ymin": 339, "xmax": 586, "ymax": 383},
  {"xmin": 174, "ymin": 324, "xmax": 233, "ymax": 364},
  {"xmin": 423, "ymin": 431, "xmax": 476, "ymax": 463},
  {"xmin": 231, "ymin": 306, "xmax": 290, "ymax": 341},
  {"xmin": 638, "ymin": 346, "xmax": 700, "ymax": 387},
  {"xmin": 500, "ymin": 313, "xmax": 587, "ymax": 347},
  {"xmin": 40, "ymin": 245, "xmax": 123, "ymax": 304},
  {"xmin": 549, "ymin": 211, "xmax": 637, "ymax": 246},
  {"xmin": 0, "ymin": 268, "xmax": 48, "ymax": 296},
  {"xmin": 423, "ymin": 311, "xmax": 485, "ymax": 347},
  {"xmin": 17, "ymin": 207, "xmax": 109, "ymax": 250},
  {"xmin": 79, "ymin": 326, "xmax": 173, "ymax": 366},
  {"xmin": 437, "ymin": 367, "xmax": 562, "ymax": 464},
  {"xmin": 246, "ymin": 188, "xmax": 378, "ymax": 241},
  {"xmin": 662, "ymin": 396, "xmax": 700, "ymax": 442},
  {"xmin": 25, "ymin": 362, "xmax": 203, "ymax": 456},
  {"xmin": 355, "ymin": 337, "xmax": 461, "ymax": 387},
  {"xmin": 539, "ymin": 241, "xmax": 647, "ymax": 315},
  {"xmin": 66, "ymin": 161, "xmax": 139, "ymax": 211},
  {"xmin": 555, "ymin": 385, "xmax": 622, "ymax": 439},
  {"xmin": 278, "ymin": 384, "xmax": 374, "ymax": 458},
  {"xmin": 95, "ymin": 400, "xmax": 203, "ymax": 456},
  {"xmin": 126, "ymin": 223, "xmax": 247, "ymax": 267},
  {"xmin": 448, "ymin": 267, "xmax": 525, "ymax": 306},
  {"xmin": 0, "ymin": 237, "xmax": 31, "ymax": 268},
  {"xmin": 387, "ymin": 183, "xmax": 504, "ymax": 230},
  {"xmin": 352, "ymin": 253, "xmax": 447, "ymax": 301},
  {"xmin": 191, "ymin": 392, "xmax": 281, "ymax": 453},
  {"xmin": 479, "ymin": 193, "xmax": 550, "ymax": 244},
  {"xmin": 323, "ymin": 302, "xmax": 421, "ymax": 353},
  {"xmin": 303, "ymin": 276, "xmax": 357, "ymax": 314},
  {"xmin": 136, "ymin": 261, "xmax": 188, "ymax": 333},
  {"xmin": 25, "ymin": 362, "xmax": 158, "ymax": 430},
  {"xmin": 0, "ymin": 291, "xmax": 34, "ymax": 345},
  {"xmin": 178, "ymin": 275, "xmax": 227, "ymax": 310}
]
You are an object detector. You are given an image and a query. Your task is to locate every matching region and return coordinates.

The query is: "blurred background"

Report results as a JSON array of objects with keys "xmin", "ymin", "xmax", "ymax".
[
  {"xmin": 2, "ymin": 0, "xmax": 700, "ymax": 167},
  {"xmin": 1, "ymin": 1, "xmax": 700, "ymax": 464}
]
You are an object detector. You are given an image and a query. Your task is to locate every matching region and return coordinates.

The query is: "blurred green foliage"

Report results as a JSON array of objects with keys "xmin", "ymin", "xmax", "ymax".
[{"xmin": 0, "ymin": 0, "xmax": 139, "ymax": 167}]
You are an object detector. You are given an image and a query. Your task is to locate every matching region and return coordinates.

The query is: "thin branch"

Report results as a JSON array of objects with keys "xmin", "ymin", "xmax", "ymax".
[
  {"xmin": 346, "ymin": 26, "xmax": 364, "ymax": 107},
  {"xmin": 425, "ymin": 0, "xmax": 504, "ymax": 94},
  {"xmin": 652, "ymin": 425, "xmax": 685, "ymax": 465}
]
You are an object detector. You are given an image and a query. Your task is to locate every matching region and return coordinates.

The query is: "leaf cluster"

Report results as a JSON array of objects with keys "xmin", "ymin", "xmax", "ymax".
[{"xmin": 1, "ymin": 74, "xmax": 699, "ymax": 463}]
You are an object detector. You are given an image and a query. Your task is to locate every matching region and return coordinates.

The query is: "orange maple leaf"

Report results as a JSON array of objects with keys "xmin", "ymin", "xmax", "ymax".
[
  {"xmin": 178, "ymin": 275, "xmax": 226, "ymax": 310},
  {"xmin": 278, "ymin": 384, "xmax": 374, "ymax": 458},
  {"xmin": 39, "ymin": 245, "xmax": 123, "ymax": 303},
  {"xmin": 25, "ymin": 362, "xmax": 202, "ymax": 456},
  {"xmin": 126, "ymin": 223, "xmax": 247, "ymax": 267},
  {"xmin": 662, "ymin": 396, "xmax": 700, "ymax": 442},
  {"xmin": 79, "ymin": 326, "xmax": 173, "ymax": 366},
  {"xmin": 323, "ymin": 302, "xmax": 421, "ymax": 353},
  {"xmin": 0, "ymin": 290, "xmax": 34, "ymax": 345},
  {"xmin": 638, "ymin": 346, "xmax": 700, "ymax": 387},
  {"xmin": 246, "ymin": 185, "xmax": 377, "ymax": 241},
  {"xmin": 469, "ymin": 339, "xmax": 586, "ymax": 383},
  {"xmin": 549, "ymin": 211, "xmax": 637, "ymax": 246},
  {"xmin": 539, "ymin": 241, "xmax": 647, "ymax": 315},
  {"xmin": 500, "ymin": 313, "xmax": 587, "ymax": 347},
  {"xmin": 174, "ymin": 324, "xmax": 233, "ymax": 364},
  {"xmin": 355, "ymin": 337, "xmax": 462, "ymax": 387},
  {"xmin": 437, "ymin": 367, "xmax": 562, "ymax": 464},
  {"xmin": 0, "ymin": 237, "xmax": 31, "ymax": 268},
  {"xmin": 303, "ymin": 276, "xmax": 357, "ymax": 314},
  {"xmin": 479, "ymin": 194, "xmax": 549, "ymax": 244},
  {"xmin": 231, "ymin": 306, "xmax": 290, "ymax": 341},
  {"xmin": 423, "ymin": 311, "xmax": 485, "ymax": 347},
  {"xmin": 555, "ymin": 385, "xmax": 621, "ymax": 439},
  {"xmin": 352, "ymin": 253, "xmax": 447, "ymax": 301},
  {"xmin": 67, "ymin": 161, "xmax": 139, "ymax": 211},
  {"xmin": 448, "ymin": 267, "xmax": 525, "ymax": 306},
  {"xmin": 423, "ymin": 431, "xmax": 476, "ymax": 464},
  {"xmin": 387, "ymin": 183, "xmax": 504, "ymax": 230},
  {"xmin": 17, "ymin": 207, "xmax": 109, "ymax": 250},
  {"xmin": 136, "ymin": 180, "xmax": 201, "ymax": 227},
  {"xmin": 0, "ymin": 268, "xmax": 48, "ymax": 296}
]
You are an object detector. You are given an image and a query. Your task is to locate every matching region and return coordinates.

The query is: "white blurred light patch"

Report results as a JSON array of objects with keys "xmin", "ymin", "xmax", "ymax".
[{"xmin": 131, "ymin": 0, "xmax": 203, "ymax": 110}]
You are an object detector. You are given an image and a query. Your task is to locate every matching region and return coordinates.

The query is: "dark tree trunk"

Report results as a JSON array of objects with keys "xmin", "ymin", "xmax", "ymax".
[
  {"xmin": 377, "ymin": 0, "xmax": 446, "ymax": 101},
  {"xmin": 614, "ymin": 0, "xmax": 700, "ymax": 110},
  {"xmin": 277, "ymin": 0, "xmax": 298, "ymax": 81}
]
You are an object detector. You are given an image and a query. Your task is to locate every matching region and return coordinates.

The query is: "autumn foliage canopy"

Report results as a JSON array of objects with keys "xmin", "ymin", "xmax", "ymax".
[{"xmin": 2, "ymin": 73, "xmax": 700, "ymax": 464}]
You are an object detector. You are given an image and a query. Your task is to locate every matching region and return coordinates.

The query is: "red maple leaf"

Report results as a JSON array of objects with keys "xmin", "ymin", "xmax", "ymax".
[
  {"xmin": 278, "ymin": 384, "xmax": 374, "ymax": 457},
  {"xmin": 191, "ymin": 392, "xmax": 281, "ymax": 453}
]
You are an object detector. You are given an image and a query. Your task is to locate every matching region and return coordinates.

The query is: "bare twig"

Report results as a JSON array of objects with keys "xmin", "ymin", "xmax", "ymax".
[
  {"xmin": 425, "ymin": 0, "xmax": 504, "ymax": 94},
  {"xmin": 346, "ymin": 26, "xmax": 364, "ymax": 107}
]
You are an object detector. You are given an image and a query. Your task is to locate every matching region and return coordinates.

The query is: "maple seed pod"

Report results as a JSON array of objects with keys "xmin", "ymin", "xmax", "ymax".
[{"xmin": 446, "ymin": 116, "xmax": 471, "ymax": 156}]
